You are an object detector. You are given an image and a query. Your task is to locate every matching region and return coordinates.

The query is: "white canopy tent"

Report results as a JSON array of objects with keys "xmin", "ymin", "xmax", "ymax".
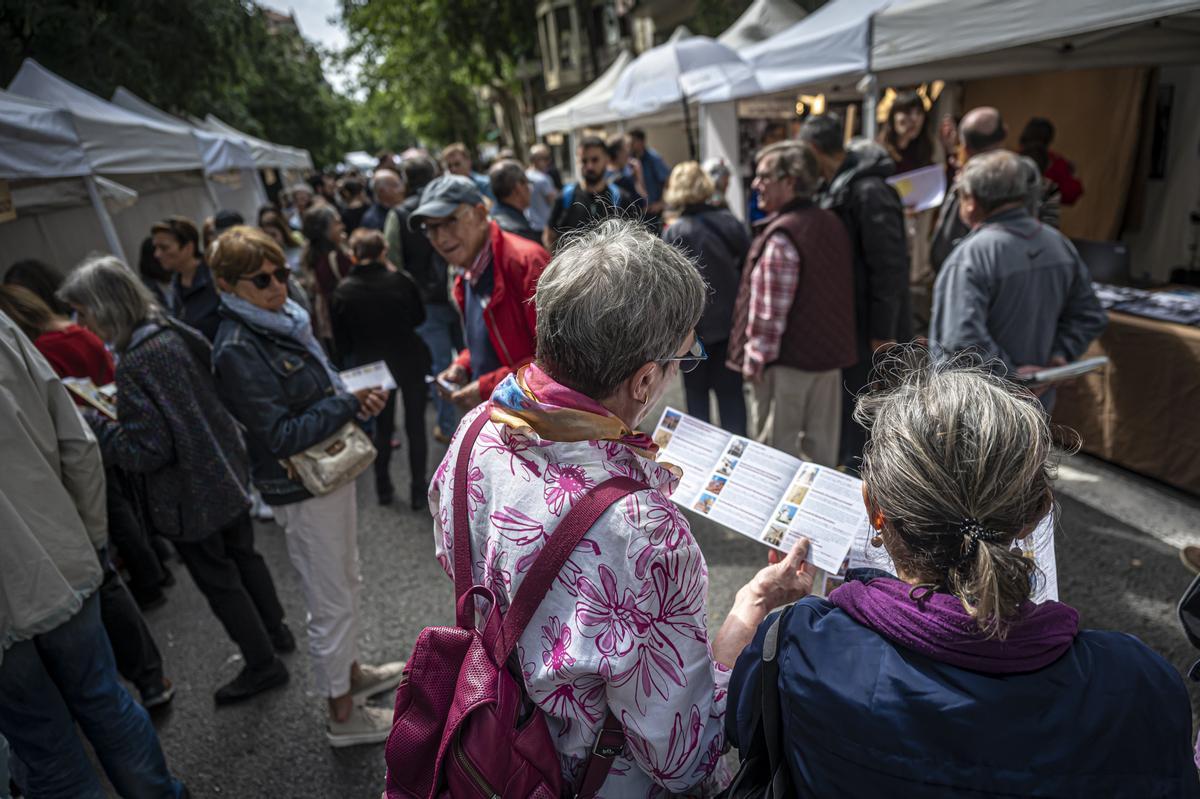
[
  {"xmin": 535, "ymin": 50, "xmax": 634, "ymax": 135},
  {"xmin": 199, "ymin": 114, "xmax": 314, "ymax": 174},
  {"xmin": 872, "ymin": 0, "xmax": 1200, "ymax": 84},
  {"xmin": 111, "ymin": 86, "xmax": 268, "ymax": 223},
  {"xmin": 0, "ymin": 90, "xmax": 135, "ymax": 268},
  {"xmin": 718, "ymin": 0, "xmax": 808, "ymax": 50},
  {"xmin": 8, "ymin": 59, "xmax": 219, "ymax": 265}
]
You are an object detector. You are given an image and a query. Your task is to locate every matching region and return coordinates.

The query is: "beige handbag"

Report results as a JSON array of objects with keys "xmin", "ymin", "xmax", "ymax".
[{"xmin": 282, "ymin": 421, "xmax": 377, "ymax": 497}]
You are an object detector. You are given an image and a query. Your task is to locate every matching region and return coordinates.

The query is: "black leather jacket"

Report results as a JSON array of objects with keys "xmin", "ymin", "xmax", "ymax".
[{"xmin": 212, "ymin": 305, "xmax": 359, "ymax": 506}]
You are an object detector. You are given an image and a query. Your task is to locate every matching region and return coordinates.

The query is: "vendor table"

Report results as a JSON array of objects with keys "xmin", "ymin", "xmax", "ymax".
[{"xmin": 1052, "ymin": 311, "xmax": 1200, "ymax": 496}]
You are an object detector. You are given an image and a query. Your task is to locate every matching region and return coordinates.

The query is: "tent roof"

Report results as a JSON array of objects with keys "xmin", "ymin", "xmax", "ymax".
[
  {"xmin": 8, "ymin": 59, "xmax": 204, "ymax": 175},
  {"xmin": 872, "ymin": 0, "xmax": 1200, "ymax": 83},
  {"xmin": 0, "ymin": 90, "xmax": 92, "ymax": 180},
  {"xmin": 718, "ymin": 0, "xmax": 808, "ymax": 50},
  {"xmin": 111, "ymin": 87, "xmax": 258, "ymax": 175},
  {"xmin": 200, "ymin": 114, "xmax": 314, "ymax": 172},
  {"xmin": 535, "ymin": 51, "xmax": 634, "ymax": 134}
]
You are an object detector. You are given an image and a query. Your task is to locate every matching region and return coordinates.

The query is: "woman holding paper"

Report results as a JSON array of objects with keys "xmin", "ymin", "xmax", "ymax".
[
  {"xmin": 728, "ymin": 352, "xmax": 1199, "ymax": 796},
  {"xmin": 208, "ymin": 226, "xmax": 406, "ymax": 747},
  {"xmin": 428, "ymin": 218, "xmax": 815, "ymax": 796},
  {"xmin": 57, "ymin": 257, "xmax": 294, "ymax": 707}
]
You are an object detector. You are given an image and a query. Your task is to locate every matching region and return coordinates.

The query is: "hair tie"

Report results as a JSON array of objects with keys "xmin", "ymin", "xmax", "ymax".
[{"xmin": 956, "ymin": 517, "xmax": 1008, "ymax": 564}]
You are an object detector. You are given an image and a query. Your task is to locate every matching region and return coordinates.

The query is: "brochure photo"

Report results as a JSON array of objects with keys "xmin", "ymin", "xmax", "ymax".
[{"xmin": 650, "ymin": 407, "xmax": 868, "ymax": 574}]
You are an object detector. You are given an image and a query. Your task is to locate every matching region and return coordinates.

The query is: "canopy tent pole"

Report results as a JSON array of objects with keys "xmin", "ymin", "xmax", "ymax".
[
  {"xmin": 84, "ymin": 175, "xmax": 129, "ymax": 264},
  {"xmin": 859, "ymin": 73, "xmax": 880, "ymax": 140},
  {"xmin": 679, "ymin": 93, "xmax": 698, "ymax": 161}
]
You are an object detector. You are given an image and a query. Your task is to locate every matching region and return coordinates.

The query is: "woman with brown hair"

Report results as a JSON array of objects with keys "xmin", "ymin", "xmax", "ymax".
[{"xmin": 301, "ymin": 204, "xmax": 354, "ymax": 352}]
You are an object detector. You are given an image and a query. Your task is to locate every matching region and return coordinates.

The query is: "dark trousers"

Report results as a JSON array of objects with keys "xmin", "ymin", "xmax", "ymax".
[
  {"xmin": 106, "ymin": 467, "xmax": 166, "ymax": 601},
  {"xmin": 682, "ymin": 338, "xmax": 747, "ymax": 436},
  {"xmin": 374, "ymin": 377, "xmax": 429, "ymax": 496},
  {"xmin": 0, "ymin": 594, "xmax": 183, "ymax": 799},
  {"xmin": 99, "ymin": 560, "xmax": 164, "ymax": 698},
  {"xmin": 838, "ymin": 358, "xmax": 870, "ymax": 472},
  {"xmin": 173, "ymin": 512, "xmax": 284, "ymax": 671}
]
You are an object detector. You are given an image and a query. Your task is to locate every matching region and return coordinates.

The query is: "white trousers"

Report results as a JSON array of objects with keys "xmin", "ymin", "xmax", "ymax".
[{"xmin": 272, "ymin": 482, "xmax": 361, "ymax": 697}]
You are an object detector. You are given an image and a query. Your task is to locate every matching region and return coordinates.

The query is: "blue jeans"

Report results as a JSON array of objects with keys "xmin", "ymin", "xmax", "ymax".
[
  {"xmin": 0, "ymin": 592, "xmax": 183, "ymax": 799},
  {"xmin": 417, "ymin": 302, "xmax": 462, "ymax": 435}
]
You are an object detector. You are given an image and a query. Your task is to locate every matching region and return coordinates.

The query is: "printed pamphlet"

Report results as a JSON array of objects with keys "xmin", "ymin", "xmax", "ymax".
[{"xmin": 339, "ymin": 360, "xmax": 397, "ymax": 393}]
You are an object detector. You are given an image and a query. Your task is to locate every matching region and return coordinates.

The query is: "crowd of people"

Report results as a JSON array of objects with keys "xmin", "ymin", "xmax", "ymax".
[{"xmin": 0, "ymin": 106, "xmax": 1192, "ymax": 799}]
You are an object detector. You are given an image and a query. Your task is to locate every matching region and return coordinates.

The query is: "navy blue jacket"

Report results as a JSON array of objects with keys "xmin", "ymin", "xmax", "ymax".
[
  {"xmin": 212, "ymin": 305, "xmax": 359, "ymax": 506},
  {"xmin": 730, "ymin": 594, "xmax": 1200, "ymax": 798}
]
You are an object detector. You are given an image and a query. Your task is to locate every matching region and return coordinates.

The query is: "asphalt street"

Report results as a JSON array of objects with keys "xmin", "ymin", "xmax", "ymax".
[{"xmin": 106, "ymin": 385, "xmax": 1200, "ymax": 798}]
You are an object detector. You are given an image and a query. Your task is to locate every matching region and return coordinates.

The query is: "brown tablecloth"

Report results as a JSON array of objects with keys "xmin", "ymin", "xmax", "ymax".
[{"xmin": 1053, "ymin": 311, "xmax": 1200, "ymax": 496}]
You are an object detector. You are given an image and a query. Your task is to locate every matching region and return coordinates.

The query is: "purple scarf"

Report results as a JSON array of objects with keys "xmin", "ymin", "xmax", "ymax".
[{"xmin": 829, "ymin": 576, "xmax": 1080, "ymax": 674}]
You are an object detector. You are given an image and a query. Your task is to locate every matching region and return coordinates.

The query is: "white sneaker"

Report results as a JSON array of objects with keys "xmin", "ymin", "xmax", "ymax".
[
  {"xmin": 326, "ymin": 704, "xmax": 394, "ymax": 748},
  {"xmin": 351, "ymin": 660, "xmax": 406, "ymax": 699}
]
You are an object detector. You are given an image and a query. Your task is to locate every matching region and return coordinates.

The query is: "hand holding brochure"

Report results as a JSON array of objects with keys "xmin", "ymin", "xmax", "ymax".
[
  {"xmin": 651, "ymin": 407, "xmax": 868, "ymax": 573},
  {"xmin": 339, "ymin": 361, "xmax": 397, "ymax": 392},
  {"xmin": 1013, "ymin": 356, "xmax": 1108, "ymax": 386},
  {"xmin": 885, "ymin": 164, "xmax": 946, "ymax": 213},
  {"xmin": 651, "ymin": 407, "xmax": 1059, "ymax": 601}
]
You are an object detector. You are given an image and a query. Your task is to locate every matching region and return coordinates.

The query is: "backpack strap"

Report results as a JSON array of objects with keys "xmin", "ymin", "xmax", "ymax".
[
  {"xmin": 492, "ymin": 475, "xmax": 646, "ymax": 663},
  {"xmin": 452, "ymin": 406, "xmax": 496, "ymax": 628},
  {"xmin": 607, "ymin": 183, "xmax": 620, "ymax": 207}
]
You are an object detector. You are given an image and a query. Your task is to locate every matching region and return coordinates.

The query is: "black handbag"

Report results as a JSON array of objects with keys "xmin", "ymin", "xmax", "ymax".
[{"xmin": 719, "ymin": 605, "xmax": 795, "ymax": 799}]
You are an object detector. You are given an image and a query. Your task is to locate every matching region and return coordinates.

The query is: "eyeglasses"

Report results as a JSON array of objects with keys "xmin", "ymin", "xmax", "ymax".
[
  {"xmin": 420, "ymin": 208, "xmax": 470, "ymax": 238},
  {"xmin": 658, "ymin": 336, "xmax": 708, "ymax": 374},
  {"xmin": 238, "ymin": 266, "xmax": 290, "ymax": 290}
]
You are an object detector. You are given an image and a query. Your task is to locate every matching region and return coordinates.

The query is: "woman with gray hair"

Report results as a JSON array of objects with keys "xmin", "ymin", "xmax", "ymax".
[
  {"xmin": 728, "ymin": 350, "xmax": 1198, "ymax": 795},
  {"xmin": 426, "ymin": 218, "xmax": 814, "ymax": 796},
  {"xmin": 58, "ymin": 256, "xmax": 295, "ymax": 706}
]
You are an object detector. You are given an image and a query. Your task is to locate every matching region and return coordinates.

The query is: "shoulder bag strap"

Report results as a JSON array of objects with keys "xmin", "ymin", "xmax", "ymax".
[
  {"xmin": 492, "ymin": 475, "xmax": 646, "ymax": 663},
  {"xmin": 489, "ymin": 474, "xmax": 647, "ymax": 799},
  {"xmin": 761, "ymin": 605, "xmax": 792, "ymax": 797},
  {"xmin": 452, "ymin": 407, "xmax": 495, "ymax": 628}
]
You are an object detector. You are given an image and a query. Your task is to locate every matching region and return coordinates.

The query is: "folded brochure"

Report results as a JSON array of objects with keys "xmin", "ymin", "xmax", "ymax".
[
  {"xmin": 338, "ymin": 360, "xmax": 397, "ymax": 393},
  {"xmin": 650, "ymin": 407, "xmax": 1058, "ymax": 601}
]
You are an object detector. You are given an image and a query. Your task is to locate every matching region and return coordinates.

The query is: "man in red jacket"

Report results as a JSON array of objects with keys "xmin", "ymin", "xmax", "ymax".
[{"xmin": 412, "ymin": 174, "xmax": 549, "ymax": 410}]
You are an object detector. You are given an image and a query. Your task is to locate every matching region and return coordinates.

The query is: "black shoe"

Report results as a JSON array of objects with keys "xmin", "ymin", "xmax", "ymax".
[
  {"xmin": 271, "ymin": 623, "xmax": 297, "ymax": 654},
  {"xmin": 214, "ymin": 658, "xmax": 289, "ymax": 705},
  {"xmin": 141, "ymin": 677, "xmax": 176, "ymax": 710},
  {"xmin": 378, "ymin": 479, "xmax": 395, "ymax": 506},
  {"xmin": 134, "ymin": 589, "xmax": 167, "ymax": 612},
  {"xmin": 411, "ymin": 480, "xmax": 426, "ymax": 512}
]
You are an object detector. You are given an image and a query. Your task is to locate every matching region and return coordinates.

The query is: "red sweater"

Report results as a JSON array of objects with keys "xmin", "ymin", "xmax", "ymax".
[{"xmin": 35, "ymin": 324, "xmax": 115, "ymax": 385}]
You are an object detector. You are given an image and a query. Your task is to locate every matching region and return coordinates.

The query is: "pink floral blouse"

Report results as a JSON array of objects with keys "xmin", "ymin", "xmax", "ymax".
[{"xmin": 431, "ymin": 404, "xmax": 732, "ymax": 797}]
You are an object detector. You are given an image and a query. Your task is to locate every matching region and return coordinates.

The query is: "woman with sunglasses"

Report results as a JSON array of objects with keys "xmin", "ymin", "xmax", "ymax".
[
  {"xmin": 209, "ymin": 226, "xmax": 406, "ymax": 748},
  {"xmin": 425, "ymin": 218, "xmax": 814, "ymax": 796},
  {"xmin": 57, "ymin": 256, "xmax": 294, "ymax": 706}
]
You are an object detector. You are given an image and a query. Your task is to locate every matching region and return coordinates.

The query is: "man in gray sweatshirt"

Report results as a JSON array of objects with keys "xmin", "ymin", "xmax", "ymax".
[{"xmin": 930, "ymin": 150, "xmax": 1106, "ymax": 405}]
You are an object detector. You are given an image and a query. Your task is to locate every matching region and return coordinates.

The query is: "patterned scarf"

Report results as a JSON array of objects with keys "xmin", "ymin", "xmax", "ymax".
[{"xmin": 489, "ymin": 363, "xmax": 658, "ymax": 456}]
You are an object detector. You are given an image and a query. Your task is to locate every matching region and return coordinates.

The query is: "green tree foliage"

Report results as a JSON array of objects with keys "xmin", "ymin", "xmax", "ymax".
[
  {"xmin": 0, "ymin": 0, "xmax": 348, "ymax": 168},
  {"xmin": 342, "ymin": 0, "xmax": 539, "ymax": 156}
]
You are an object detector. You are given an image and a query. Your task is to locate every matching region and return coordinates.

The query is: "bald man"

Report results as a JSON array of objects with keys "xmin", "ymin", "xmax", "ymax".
[
  {"xmin": 362, "ymin": 168, "xmax": 405, "ymax": 232},
  {"xmin": 930, "ymin": 107, "xmax": 1062, "ymax": 274}
]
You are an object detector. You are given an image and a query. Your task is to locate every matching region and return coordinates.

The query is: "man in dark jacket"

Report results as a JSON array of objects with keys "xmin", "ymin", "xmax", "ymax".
[
  {"xmin": 412, "ymin": 175, "xmax": 548, "ymax": 409},
  {"xmin": 487, "ymin": 159, "xmax": 540, "ymax": 242},
  {"xmin": 725, "ymin": 141, "xmax": 857, "ymax": 466},
  {"xmin": 332, "ymin": 229, "xmax": 431, "ymax": 509},
  {"xmin": 799, "ymin": 114, "xmax": 911, "ymax": 468},
  {"xmin": 360, "ymin": 168, "xmax": 404, "ymax": 232},
  {"xmin": 545, "ymin": 136, "xmax": 639, "ymax": 251},
  {"xmin": 388, "ymin": 154, "xmax": 462, "ymax": 443}
]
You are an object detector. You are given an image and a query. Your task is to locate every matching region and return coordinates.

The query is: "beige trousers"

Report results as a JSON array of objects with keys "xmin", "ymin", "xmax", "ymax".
[
  {"xmin": 272, "ymin": 481, "xmax": 361, "ymax": 697},
  {"xmin": 747, "ymin": 365, "xmax": 842, "ymax": 467}
]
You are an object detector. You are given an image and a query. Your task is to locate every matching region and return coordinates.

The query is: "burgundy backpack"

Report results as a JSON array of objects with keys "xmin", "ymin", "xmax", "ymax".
[{"xmin": 384, "ymin": 408, "xmax": 644, "ymax": 798}]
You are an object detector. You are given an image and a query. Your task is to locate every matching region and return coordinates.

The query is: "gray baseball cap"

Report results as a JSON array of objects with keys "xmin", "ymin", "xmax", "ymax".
[{"xmin": 408, "ymin": 174, "xmax": 483, "ymax": 230}]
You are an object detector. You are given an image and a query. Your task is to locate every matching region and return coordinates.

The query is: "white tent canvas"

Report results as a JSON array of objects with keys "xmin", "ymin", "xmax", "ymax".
[
  {"xmin": 718, "ymin": 0, "xmax": 808, "ymax": 50},
  {"xmin": 112, "ymin": 87, "xmax": 267, "ymax": 222},
  {"xmin": 872, "ymin": 0, "xmax": 1200, "ymax": 84},
  {"xmin": 9, "ymin": 59, "xmax": 205, "ymax": 176},
  {"xmin": 200, "ymin": 114, "xmax": 314, "ymax": 172},
  {"xmin": 536, "ymin": 51, "xmax": 634, "ymax": 135}
]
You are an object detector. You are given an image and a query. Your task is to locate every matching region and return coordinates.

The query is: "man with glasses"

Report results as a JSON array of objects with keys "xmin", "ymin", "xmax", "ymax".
[
  {"xmin": 412, "ymin": 175, "xmax": 549, "ymax": 412},
  {"xmin": 725, "ymin": 141, "xmax": 857, "ymax": 467}
]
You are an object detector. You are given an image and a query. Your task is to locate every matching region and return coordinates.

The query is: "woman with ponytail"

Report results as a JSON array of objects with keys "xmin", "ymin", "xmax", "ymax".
[{"xmin": 727, "ymin": 348, "xmax": 1199, "ymax": 797}]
